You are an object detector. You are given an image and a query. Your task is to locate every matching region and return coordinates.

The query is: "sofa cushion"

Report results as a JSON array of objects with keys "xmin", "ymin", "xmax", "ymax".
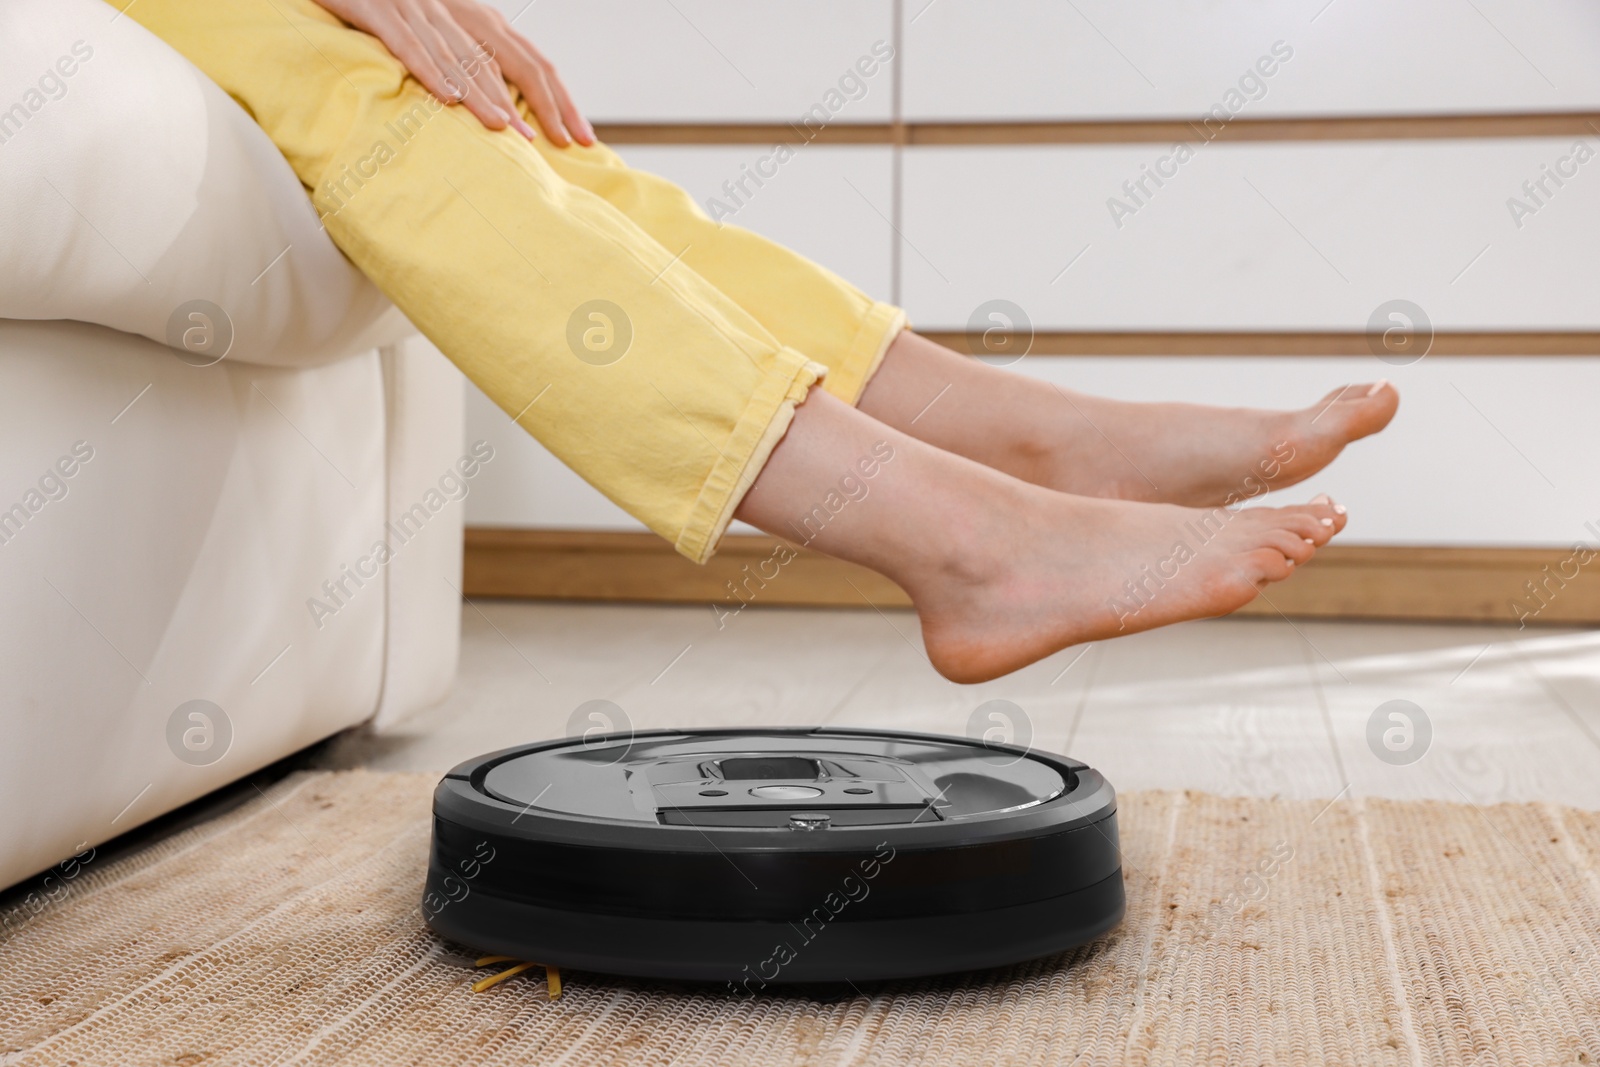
[{"xmin": 0, "ymin": 0, "xmax": 411, "ymax": 366}]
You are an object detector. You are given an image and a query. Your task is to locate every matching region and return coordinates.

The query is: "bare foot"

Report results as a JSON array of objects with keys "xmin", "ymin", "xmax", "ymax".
[
  {"xmin": 737, "ymin": 387, "xmax": 1349, "ymax": 685},
  {"xmin": 858, "ymin": 334, "xmax": 1399, "ymax": 509},
  {"xmin": 909, "ymin": 490, "xmax": 1348, "ymax": 684},
  {"xmin": 1017, "ymin": 381, "xmax": 1399, "ymax": 507}
]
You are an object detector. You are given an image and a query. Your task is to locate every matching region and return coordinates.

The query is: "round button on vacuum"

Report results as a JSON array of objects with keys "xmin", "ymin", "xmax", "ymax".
[
  {"xmin": 749, "ymin": 784, "xmax": 823, "ymax": 800},
  {"xmin": 698, "ymin": 789, "xmax": 728, "ymax": 797},
  {"xmin": 843, "ymin": 787, "xmax": 874, "ymax": 795}
]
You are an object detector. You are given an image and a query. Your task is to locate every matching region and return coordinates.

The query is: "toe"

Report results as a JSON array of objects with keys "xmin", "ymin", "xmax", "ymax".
[
  {"xmin": 1264, "ymin": 498, "xmax": 1345, "ymax": 542},
  {"xmin": 1258, "ymin": 385, "xmax": 1399, "ymax": 500},
  {"xmin": 1312, "ymin": 381, "xmax": 1400, "ymax": 444},
  {"xmin": 1264, "ymin": 529, "xmax": 1317, "ymax": 565},
  {"xmin": 1279, "ymin": 512, "xmax": 1332, "ymax": 545},
  {"xmin": 1301, "ymin": 495, "xmax": 1348, "ymax": 534},
  {"xmin": 1244, "ymin": 546, "xmax": 1296, "ymax": 585}
]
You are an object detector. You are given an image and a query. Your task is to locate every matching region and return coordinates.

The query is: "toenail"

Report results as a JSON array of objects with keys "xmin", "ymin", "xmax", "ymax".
[
  {"xmin": 1320, "ymin": 518, "xmax": 1334, "ymax": 527},
  {"xmin": 1304, "ymin": 537, "xmax": 1315, "ymax": 544},
  {"xmin": 1366, "ymin": 379, "xmax": 1389, "ymax": 397},
  {"xmin": 1334, "ymin": 504, "xmax": 1347, "ymax": 515},
  {"xmin": 1311, "ymin": 493, "xmax": 1331, "ymax": 504}
]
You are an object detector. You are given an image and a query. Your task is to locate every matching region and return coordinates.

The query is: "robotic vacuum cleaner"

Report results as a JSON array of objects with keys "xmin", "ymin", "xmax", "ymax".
[{"xmin": 424, "ymin": 727, "xmax": 1123, "ymax": 987}]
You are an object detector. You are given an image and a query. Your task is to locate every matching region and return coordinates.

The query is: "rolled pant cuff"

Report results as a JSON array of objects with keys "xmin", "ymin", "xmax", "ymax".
[
  {"xmin": 674, "ymin": 347, "xmax": 827, "ymax": 565},
  {"xmin": 818, "ymin": 301, "xmax": 908, "ymax": 406}
]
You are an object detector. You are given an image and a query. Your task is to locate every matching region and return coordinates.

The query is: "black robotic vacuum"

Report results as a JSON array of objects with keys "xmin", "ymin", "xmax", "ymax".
[{"xmin": 423, "ymin": 727, "xmax": 1123, "ymax": 988}]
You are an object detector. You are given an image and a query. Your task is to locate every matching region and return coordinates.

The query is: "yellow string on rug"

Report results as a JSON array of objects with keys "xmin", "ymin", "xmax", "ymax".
[{"xmin": 472, "ymin": 955, "xmax": 562, "ymax": 998}]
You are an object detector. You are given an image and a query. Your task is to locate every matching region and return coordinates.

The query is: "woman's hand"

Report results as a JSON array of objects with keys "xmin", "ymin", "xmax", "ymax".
[{"xmin": 311, "ymin": 0, "xmax": 595, "ymax": 145}]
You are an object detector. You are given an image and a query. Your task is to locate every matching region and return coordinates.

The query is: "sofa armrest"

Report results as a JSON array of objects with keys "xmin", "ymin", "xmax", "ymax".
[
  {"xmin": 0, "ymin": 0, "xmax": 408, "ymax": 368},
  {"xmin": 372, "ymin": 337, "xmax": 466, "ymax": 729},
  {"xmin": 0, "ymin": 319, "xmax": 392, "ymax": 892}
]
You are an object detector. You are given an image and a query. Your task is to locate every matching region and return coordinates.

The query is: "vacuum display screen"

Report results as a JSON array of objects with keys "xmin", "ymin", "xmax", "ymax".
[{"xmin": 717, "ymin": 757, "xmax": 819, "ymax": 781}]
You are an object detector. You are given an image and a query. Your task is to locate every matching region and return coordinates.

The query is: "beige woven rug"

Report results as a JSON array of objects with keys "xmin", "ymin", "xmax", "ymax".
[{"xmin": 4, "ymin": 771, "xmax": 1599, "ymax": 1066}]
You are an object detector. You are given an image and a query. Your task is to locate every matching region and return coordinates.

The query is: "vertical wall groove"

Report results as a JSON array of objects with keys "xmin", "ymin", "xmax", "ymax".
[{"xmin": 889, "ymin": 0, "xmax": 905, "ymax": 306}]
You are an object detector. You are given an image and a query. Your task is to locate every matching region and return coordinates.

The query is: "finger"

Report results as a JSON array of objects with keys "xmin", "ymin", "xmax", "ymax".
[
  {"xmin": 467, "ymin": 12, "xmax": 591, "ymax": 144},
  {"xmin": 514, "ymin": 41, "xmax": 593, "ymax": 144},
  {"xmin": 540, "ymin": 58, "xmax": 595, "ymax": 145},
  {"xmin": 448, "ymin": 2, "xmax": 594, "ymax": 146},
  {"xmin": 502, "ymin": 52, "xmax": 579, "ymax": 146},
  {"xmin": 421, "ymin": 25, "xmax": 507, "ymax": 129},
  {"xmin": 409, "ymin": 13, "xmax": 504, "ymax": 127},
  {"xmin": 401, "ymin": 3, "xmax": 474, "ymax": 101},
  {"xmin": 374, "ymin": 17, "xmax": 465, "ymax": 108},
  {"xmin": 429, "ymin": 13, "xmax": 520, "ymax": 131},
  {"xmin": 491, "ymin": 39, "xmax": 574, "ymax": 145}
]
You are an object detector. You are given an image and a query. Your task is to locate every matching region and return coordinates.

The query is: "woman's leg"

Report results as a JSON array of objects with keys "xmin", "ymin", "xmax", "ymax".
[
  {"xmin": 856, "ymin": 332, "xmax": 1400, "ymax": 507},
  {"xmin": 734, "ymin": 387, "xmax": 1347, "ymax": 682}
]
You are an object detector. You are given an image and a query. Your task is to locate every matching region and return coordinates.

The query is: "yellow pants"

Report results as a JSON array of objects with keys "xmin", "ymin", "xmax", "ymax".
[{"xmin": 132, "ymin": 0, "xmax": 904, "ymax": 562}]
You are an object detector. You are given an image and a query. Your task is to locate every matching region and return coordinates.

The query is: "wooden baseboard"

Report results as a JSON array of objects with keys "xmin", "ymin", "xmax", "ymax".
[
  {"xmin": 463, "ymin": 528, "xmax": 1600, "ymax": 627},
  {"xmin": 594, "ymin": 112, "xmax": 1600, "ymax": 147},
  {"xmin": 917, "ymin": 331, "xmax": 1600, "ymax": 357}
]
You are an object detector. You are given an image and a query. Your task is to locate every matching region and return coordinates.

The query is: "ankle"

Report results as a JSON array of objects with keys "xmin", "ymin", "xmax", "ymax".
[
  {"xmin": 994, "ymin": 384, "xmax": 1108, "ymax": 491},
  {"xmin": 897, "ymin": 473, "xmax": 1031, "ymax": 601},
  {"xmin": 1002, "ymin": 430, "xmax": 1063, "ymax": 489}
]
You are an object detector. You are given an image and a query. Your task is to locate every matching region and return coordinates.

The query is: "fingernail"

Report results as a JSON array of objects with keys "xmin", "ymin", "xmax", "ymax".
[
  {"xmin": 1320, "ymin": 518, "xmax": 1334, "ymax": 527},
  {"xmin": 1366, "ymin": 379, "xmax": 1389, "ymax": 397},
  {"xmin": 1311, "ymin": 493, "xmax": 1331, "ymax": 504},
  {"xmin": 1286, "ymin": 559, "xmax": 1295, "ymax": 567},
  {"xmin": 1333, "ymin": 504, "xmax": 1347, "ymax": 515},
  {"xmin": 511, "ymin": 116, "xmax": 537, "ymax": 139},
  {"xmin": 1304, "ymin": 537, "xmax": 1316, "ymax": 545},
  {"xmin": 579, "ymin": 117, "xmax": 597, "ymax": 142}
]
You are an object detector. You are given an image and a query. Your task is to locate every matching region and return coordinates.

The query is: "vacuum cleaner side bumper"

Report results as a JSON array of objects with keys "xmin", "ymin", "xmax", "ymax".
[{"xmin": 424, "ymin": 864, "xmax": 1126, "ymax": 985}]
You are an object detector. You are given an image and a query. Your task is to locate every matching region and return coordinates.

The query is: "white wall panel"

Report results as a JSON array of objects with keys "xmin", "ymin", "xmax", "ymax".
[
  {"xmin": 903, "ymin": 0, "xmax": 1600, "ymax": 120},
  {"xmin": 484, "ymin": 0, "xmax": 896, "ymax": 123},
  {"xmin": 617, "ymin": 145, "xmax": 895, "ymax": 301},
  {"xmin": 901, "ymin": 139, "xmax": 1600, "ymax": 330},
  {"xmin": 465, "ymin": 379, "xmax": 642, "ymax": 530}
]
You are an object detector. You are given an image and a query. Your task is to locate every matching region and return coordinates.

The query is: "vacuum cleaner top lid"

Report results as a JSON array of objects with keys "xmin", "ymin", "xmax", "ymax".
[{"xmin": 437, "ymin": 727, "xmax": 1114, "ymax": 851}]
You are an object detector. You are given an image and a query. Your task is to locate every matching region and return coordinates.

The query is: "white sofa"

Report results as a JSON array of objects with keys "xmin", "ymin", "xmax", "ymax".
[{"xmin": 0, "ymin": 0, "xmax": 465, "ymax": 889}]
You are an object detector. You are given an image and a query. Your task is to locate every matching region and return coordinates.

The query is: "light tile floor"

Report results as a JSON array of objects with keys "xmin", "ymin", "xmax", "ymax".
[{"xmin": 316, "ymin": 603, "xmax": 1600, "ymax": 809}]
